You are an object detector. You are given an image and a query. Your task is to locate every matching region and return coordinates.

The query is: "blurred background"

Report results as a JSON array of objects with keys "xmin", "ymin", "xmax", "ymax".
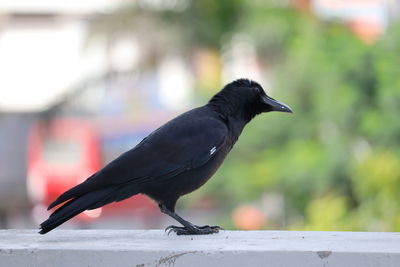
[{"xmin": 1, "ymin": 0, "xmax": 400, "ymax": 232}]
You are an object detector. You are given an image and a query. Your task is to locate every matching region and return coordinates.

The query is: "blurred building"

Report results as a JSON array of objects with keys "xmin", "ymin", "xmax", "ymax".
[
  {"xmin": 0, "ymin": 0, "xmax": 118, "ymax": 227},
  {"xmin": 0, "ymin": 0, "xmax": 193, "ymax": 228},
  {"xmin": 0, "ymin": 1, "xmax": 114, "ymax": 112}
]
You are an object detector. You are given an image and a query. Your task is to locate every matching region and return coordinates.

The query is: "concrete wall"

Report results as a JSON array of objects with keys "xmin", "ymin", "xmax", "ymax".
[{"xmin": 1, "ymin": 230, "xmax": 400, "ymax": 267}]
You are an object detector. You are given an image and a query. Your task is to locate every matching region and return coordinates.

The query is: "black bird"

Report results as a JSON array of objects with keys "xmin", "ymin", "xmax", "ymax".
[{"xmin": 39, "ymin": 79, "xmax": 292, "ymax": 235}]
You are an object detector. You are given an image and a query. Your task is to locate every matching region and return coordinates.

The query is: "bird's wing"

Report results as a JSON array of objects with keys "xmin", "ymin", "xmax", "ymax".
[
  {"xmin": 48, "ymin": 113, "xmax": 227, "ymax": 209},
  {"xmin": 99, "ymin": 115, "xmax": 228, "ymax": 183}
]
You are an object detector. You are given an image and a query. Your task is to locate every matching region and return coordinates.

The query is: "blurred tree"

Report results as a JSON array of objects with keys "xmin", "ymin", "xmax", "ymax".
[
  {"xmin": 89, "ymin": 0, "xmax": 245, "ymax": 96},
  {"xmin": 204, "ymin": 5, "xmax": 400, "ymax": 231}
]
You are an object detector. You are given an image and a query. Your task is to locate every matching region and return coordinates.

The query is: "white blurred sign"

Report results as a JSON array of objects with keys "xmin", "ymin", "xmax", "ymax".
[{"xmin": 0, "ymin": 21, "xmax": 106, "ymax": 111}]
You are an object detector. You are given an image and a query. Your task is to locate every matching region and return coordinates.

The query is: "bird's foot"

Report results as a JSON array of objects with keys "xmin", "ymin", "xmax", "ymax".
[{"xmin": 165, "ymin": 225, "xmax": 222, "ymax": 235}]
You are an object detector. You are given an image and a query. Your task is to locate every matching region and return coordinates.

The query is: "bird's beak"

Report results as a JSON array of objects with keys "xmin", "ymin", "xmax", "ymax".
[{"xmin": 261, "ymin": 95, "xmax": 293, "ymax": 113}]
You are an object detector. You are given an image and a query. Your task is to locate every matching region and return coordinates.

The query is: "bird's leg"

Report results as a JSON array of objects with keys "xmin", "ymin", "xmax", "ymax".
[{"xmin": 159, "ymin": 204, "xmax": 222, "ymax": 235}]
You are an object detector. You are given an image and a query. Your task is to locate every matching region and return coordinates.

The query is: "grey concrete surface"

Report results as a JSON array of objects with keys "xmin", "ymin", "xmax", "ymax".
[{"xmin": 1, "ymin": 230, "xmax": 400, "ymax": 267}]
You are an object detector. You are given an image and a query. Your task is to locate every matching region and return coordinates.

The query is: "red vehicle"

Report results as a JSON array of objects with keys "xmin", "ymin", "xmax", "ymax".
[{"xmin": 27, "ymin": 118, "xmax": 158, "ymax": 225}]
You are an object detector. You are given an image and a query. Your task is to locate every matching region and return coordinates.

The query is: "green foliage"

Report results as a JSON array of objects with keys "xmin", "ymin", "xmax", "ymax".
[
  {"xmin": 201, "ymin": 7, "xmax": 400, "ymax": 231},
  {"xmin": 183, "ymin": 0, "xmax": 243, "ymax": 48}
]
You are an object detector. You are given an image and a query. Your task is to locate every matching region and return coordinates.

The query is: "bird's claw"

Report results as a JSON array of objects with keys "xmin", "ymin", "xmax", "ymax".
[
  {"xmin": 165, "ymin": 225, "xmax": 222, "ymax": 235},
  {"xmin": 165, "ymin": 225, "xmax": 187, "ymax": 235}
]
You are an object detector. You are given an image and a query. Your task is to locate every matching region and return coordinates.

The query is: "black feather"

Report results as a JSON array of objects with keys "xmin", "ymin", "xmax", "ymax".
[{"xmin": 40, "ymin": 188, "xmax": 117, "ymax": 234}]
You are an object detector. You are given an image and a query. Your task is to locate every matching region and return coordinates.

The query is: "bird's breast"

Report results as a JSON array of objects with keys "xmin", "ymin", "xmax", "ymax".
[{"xmin": 142, "ymin": 147, "xmax": 230, "ymax": 204}]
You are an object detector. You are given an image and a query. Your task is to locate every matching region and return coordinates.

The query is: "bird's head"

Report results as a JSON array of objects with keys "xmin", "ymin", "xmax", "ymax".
[{"xmin": 208, "ymin": 78, "xmax": 292, "ymax": 122}]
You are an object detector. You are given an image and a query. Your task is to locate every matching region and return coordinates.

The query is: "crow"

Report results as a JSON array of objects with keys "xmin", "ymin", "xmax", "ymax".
[{"xmin": 39, "ymin": 78, "xmax": 292, "ymax": 235}]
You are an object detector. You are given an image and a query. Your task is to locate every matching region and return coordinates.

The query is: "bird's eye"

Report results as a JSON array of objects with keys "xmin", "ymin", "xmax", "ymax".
[{"xmin": 254, "ymin": 87, "xmax": 262, "ymax": 94}]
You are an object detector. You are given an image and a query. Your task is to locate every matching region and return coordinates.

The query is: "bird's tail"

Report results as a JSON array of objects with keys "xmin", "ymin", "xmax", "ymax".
[{"xmin": 39, "ymin": 187, "xmax": 118, "ymax": 234}]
